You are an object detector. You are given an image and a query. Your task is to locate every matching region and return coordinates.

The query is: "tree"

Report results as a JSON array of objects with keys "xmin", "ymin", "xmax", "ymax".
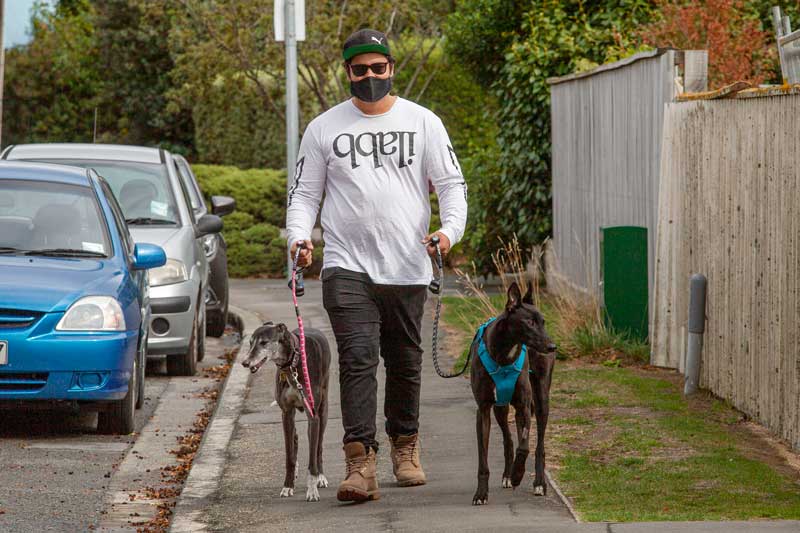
[
  {"xmin": 447, "ymin": 0, "xmax": 655, "ymax": 273},
  {"xmin": 3, "ymin": 0, "xmax": 100, "ymax": 145},
  {"xmin": 168, "ymin": 0, "xmax": 453, "ymax": 167},
  {"xmin": 93, "ymin": 0, "xmax": 194, "ymax": 153},
  {"xmin": 639, "ymin": 0, "xmax": 775, "ymax": 88}
]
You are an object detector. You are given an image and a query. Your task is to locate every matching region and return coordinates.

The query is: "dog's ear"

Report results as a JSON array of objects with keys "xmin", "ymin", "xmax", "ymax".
[
  {"xmin": 522, "ymin": 284, "xmax": 533, "ymax": 305},
  {"xmin": 506, "ymin": 282, "xmax": 522, "ymax": 310}
]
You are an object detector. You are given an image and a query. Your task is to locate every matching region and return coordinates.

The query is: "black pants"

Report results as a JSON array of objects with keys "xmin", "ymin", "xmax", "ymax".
[{"xmin": 322, "ymin": 267, "xmax": 427, "ymax": 452}]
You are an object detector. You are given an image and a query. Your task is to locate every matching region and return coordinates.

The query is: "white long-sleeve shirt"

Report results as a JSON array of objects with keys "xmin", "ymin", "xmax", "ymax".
[{"xmin": 286, "ymin": 97, "xmax": 468, "ymax": 285}]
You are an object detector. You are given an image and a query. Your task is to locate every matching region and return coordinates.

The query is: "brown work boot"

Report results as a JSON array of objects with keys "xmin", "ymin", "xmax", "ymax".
[
  {"xmin": 337, "ymin": 442, "xmax": 380, "ymax": 502},
  {"xmin": 390, "ymin": 434, "xmax": 427, "ymax": 487}
]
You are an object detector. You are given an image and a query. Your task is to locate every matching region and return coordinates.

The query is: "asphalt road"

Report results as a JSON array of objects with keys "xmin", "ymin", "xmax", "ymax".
[{"xmin": 0, "ymin": 334, "xmax": 237, "ymax": 533}]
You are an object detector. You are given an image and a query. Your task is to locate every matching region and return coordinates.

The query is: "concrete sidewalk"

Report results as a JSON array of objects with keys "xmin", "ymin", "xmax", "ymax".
[
  {"xmin": 179, "ymin": 279, "xmax": 800, "ymax": 533},
  {"xmin": 199, "ymin": 279, "xmax": 578, "ymax": 532}
]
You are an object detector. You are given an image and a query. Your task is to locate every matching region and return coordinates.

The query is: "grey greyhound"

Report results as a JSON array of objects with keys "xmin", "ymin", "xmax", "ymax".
[
  {"xmin": 470, "ymin": 282, "xmax": 556, "ymax": 505},
  {"xmin": 242, "ymin": 322, "xmax": 331, "ymax": 502}
]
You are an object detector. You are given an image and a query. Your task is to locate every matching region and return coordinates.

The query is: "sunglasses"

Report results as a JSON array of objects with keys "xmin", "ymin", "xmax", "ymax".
[{"xmin": 348, "ymin": 62, "xmax": 390, "ymax": 77}]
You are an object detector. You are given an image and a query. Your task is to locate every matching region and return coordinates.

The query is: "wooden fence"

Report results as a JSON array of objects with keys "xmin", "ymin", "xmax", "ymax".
[{"xmin": 652, "ymin": 95, "xmax": 800, "ymax": 450}]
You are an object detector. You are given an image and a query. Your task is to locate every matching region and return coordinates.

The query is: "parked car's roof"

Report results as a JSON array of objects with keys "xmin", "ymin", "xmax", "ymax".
[
  {"xmin": 0, "ymin": 161, "xmax": 92, "ymax": 187},
  {"xmin": 3, "ymin": 143, "xmax": 163, "ymax": 165}
]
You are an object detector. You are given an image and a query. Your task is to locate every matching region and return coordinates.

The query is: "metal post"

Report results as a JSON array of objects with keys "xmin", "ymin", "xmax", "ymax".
[
  {"xmin": 285, "ymin": 0, "xmax": 299, "ymax": 183},
  {"xmin": 684, "ymin": 274, "xmax": 707, "ymax": 396},
  {"xmin": 772, "ymin": 6, "xmax": 788, "ymax": 83},
  {"xmin": 0, "ymin": 0, "xmax": 6, "ymax": 149},
  {"xmin": 285, "ymin": 0, "xmax": 300, "ymax": 276}
]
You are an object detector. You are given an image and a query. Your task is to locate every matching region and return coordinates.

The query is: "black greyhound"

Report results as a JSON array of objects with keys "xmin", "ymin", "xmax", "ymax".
[
  {"xmin": 242, "ymin": 322, "xmax": 331, "ymax": 502},
  {"xmin": 469, "ymin": 282, "xmax": 556, "ymax": 505}
]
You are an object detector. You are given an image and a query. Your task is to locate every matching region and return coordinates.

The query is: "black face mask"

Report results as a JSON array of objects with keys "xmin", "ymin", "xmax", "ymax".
[{"xmin": 350, "ymin": 76, "xmax": 392, "ymax": 103}]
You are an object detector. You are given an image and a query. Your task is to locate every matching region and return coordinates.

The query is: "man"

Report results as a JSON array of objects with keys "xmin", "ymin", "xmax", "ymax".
[{"xmin": 286, "ymin": 28, "xmax": 468, "ymax": 503}]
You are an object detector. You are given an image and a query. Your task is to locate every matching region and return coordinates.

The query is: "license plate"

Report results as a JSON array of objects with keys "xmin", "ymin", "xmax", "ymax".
[{"xmin": 0, "ymin": 341, "xmax": 6, "ymax": 365}]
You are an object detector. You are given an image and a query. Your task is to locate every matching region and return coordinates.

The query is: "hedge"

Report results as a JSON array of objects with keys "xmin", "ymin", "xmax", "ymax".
[{"xmin": 192, "ymin": 164, "xmax": 303, "ymax": 278}]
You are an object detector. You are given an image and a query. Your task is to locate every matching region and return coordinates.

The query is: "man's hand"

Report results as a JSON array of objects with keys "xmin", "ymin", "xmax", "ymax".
[
  {"xmin": 422, "ymin": 231, "xmax": 451, "ymax": 259},
  {"xmin": 290, "ymin": 240, "xmax": 314, "ymax": 268}
]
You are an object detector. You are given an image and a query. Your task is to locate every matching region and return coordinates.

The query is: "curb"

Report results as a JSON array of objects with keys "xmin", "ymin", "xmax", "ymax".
[
  {"xmin": 545, "ymin": 469, "xmax": 580, "ymax": 523},
  {"xmin": 169, "ymin": 305, "xmax": 262, "ymax": 533}
]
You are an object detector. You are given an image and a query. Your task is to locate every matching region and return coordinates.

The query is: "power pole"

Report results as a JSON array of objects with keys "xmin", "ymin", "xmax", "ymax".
[
  {"xmin": 0, "ymin": 0, "xmax": 6, "ymax": 149},
  {"xmin": 276, "ymin": 0, "xmax": 303, "ymax": 274},
  {"xmin": 285, "ymin": 0, "xmax": 299, "ymax": 189}
]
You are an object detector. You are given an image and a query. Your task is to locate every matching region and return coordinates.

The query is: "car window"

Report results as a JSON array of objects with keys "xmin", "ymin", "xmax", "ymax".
[
  {"xmin": 31, "ymin": 159, "xmax": 181, "ymax": 227},
  {"xmin": 173, "ymin": 160, "xmax": 197, "ymax": 225},
  {"xmin": 175, "ymin": 158, "xmax": 205, "ymax": 213},
  {"xmin": 100, "ymin": 179, "xmax": 134, "ymax": 257},
  {"xmin": 0, "ymin": 179, "xmax": 112, "ymax": 256}
]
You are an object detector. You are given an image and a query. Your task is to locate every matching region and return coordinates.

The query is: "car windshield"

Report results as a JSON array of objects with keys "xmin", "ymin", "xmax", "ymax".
[
  {"xmin": 34, "ymin": 159, "xmax": 180, "ymax": 226},
  {"xmin": 0, "ymin": 179, "xmax": 111, "ymax": 257}
]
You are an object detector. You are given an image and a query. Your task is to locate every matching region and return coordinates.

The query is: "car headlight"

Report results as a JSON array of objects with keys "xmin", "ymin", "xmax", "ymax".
[
  {"xmin": 202, "ymin": 234, "xmax": 218, "ymax": 259},
  {"xmin": 56, "ymin": 296, "xmax": 126, "ymax": 331},
  {"xmin": 148, "ymin": 258, "xmax": 188, "ymax": 287}
]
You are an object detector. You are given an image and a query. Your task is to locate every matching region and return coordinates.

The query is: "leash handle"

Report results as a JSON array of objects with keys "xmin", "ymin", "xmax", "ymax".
[
  {"xmin": 291, "ymin": 245, "xmax": 315, "ymax": 417},
  {"xmin": 430, "ymin": 235, "xmax": 443, "ymax": 270},
  {"xmin": 427, "ymin": 235, "xmax": 471, "ymax": 378},
  {"xmin": 288, "ymin": 240, "xmax": 308, "ymax": 297}
]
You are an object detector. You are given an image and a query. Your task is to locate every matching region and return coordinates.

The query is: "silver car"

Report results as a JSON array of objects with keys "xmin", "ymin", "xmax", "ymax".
[{"xmin": 1, "ymin": 144, "xmax": 222, "ymax": 376}]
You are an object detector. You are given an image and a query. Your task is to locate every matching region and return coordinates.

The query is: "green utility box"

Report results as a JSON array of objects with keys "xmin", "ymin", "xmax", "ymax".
[{"xmin": 599, "ymin": 226, "xmax": 648, "ymax": 342}]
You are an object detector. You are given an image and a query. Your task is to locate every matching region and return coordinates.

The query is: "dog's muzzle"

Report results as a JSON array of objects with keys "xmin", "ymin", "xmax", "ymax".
[{"xmin": 242, "ymin": 354, "xmax": 269, "ymax": 374}]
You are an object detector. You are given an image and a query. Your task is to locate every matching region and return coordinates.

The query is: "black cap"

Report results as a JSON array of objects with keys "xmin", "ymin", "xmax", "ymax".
[{"xmin": 343, "ymin": 29, "xmax": 391, "ymax": 61}]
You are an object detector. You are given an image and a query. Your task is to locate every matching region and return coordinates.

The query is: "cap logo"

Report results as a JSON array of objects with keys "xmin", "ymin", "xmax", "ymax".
[{"xmin": 371, "ymin": 36, "xmax": 383, "ymax": 44}]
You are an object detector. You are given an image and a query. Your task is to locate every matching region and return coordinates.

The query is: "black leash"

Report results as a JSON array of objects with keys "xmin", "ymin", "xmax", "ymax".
[{"xmin": 428, "ymin": 235, "xmax": 472, "ymax": 378}]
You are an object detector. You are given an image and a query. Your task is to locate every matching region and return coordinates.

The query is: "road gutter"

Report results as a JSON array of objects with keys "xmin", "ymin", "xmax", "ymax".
[{"xmin": 169, "ymin": 305, "xmax": 260, "ymax": 533}]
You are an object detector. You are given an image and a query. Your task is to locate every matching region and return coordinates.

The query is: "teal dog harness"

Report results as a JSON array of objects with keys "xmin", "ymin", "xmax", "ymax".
[{"xmin": 472, "ymin": 317, "xmax": 528, "ymax": 406}]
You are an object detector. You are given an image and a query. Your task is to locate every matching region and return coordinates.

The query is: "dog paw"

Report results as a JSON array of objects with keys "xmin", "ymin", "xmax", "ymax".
[
  {"xmin": 306, "ymin": 474, "xmax": 320, "ymax": 501},
  {"xmin": 280, "ymin": 487, "xmax": 294, "ymax": 497},
  {"xmin": 472, "ymin": 489, "xmax": 489, "ymax": 505},
  {"xmin": 533, "ymin": 484, "xmax": 546, "ymax": 496},
  {"xmin": 317, "ymin": 474, "xmax": 329, "ymax": 488},
  {"xmin": 306, "ymin": 486, "xmax": 320, "ymax": 502},
  {"xmin": 511, "ymin": 453, "xmax": 528, "ymax": 486},
  {"xmin": 501, "ymin": 477, "xmax": 512, "ymax": 488},
  {"xmin": 270, "ymin": 400, "xmax": 278, "ymax": 407}
]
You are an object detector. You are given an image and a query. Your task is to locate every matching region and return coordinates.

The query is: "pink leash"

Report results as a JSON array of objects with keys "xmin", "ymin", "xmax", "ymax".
[{"xmin": 291, "ymin": 244, "xmax": 315, "ymax": 418}]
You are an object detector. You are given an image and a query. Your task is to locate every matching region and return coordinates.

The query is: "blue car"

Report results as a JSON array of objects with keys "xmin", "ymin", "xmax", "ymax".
[{"xmin": 0, "ymin": 162, "xmax": 166, "ymax": 433}]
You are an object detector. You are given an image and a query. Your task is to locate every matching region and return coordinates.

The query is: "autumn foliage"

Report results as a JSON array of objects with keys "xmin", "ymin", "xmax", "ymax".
[{"xmin": 640, "ymin": 0, "xmax": 776, "ymax": 88}]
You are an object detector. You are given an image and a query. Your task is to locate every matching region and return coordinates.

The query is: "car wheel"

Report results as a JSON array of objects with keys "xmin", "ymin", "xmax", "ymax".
[
  {"xmin": 206, "ymin": 246, "xmax": 229, "ymax": 338},
  {"xmin": 97, "ymin": 357, "xmax": 137, "ymax": 435},
  {"xmin": 166, "ymin": 309, "xmax": 198, "ymax": 376},
  {"xmin": 197, "ymin": 306, "xmax": 207, "ymax": 362},
  {"xmin": 206, "ymin": 311, "xmax": 226, "ymax": 338},
  {"xmin": 135, "ymin": 323, "xmax": 147, "ymax": 409}
]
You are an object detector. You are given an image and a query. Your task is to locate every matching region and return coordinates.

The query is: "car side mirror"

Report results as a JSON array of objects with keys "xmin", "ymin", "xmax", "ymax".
[
  {"xmin": 211, "ymin": 195, "xmax": 236, "ymax": 217},
  {"xmin": 133, "ymin": 243, "xmax": 167, "ymax": 270},
  {"xmin": 196, "ymin": 214, "xmax": 223, "ymax": 237}
]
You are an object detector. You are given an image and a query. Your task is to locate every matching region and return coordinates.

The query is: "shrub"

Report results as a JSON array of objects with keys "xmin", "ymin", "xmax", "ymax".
[
  {"xmin": 191, "ymin": 77, "xmax": 286, "ymax": 169},
  {"xmin": 192, "ymin": 165, "xmax": 286, "ymax": 277},
  {"xmin": 192, "ymin": 164, "xmax": 286, "ymax": 226},
  {"xmin": 224, "ymin": 223, "xmax": 286, "ymax": 278}
]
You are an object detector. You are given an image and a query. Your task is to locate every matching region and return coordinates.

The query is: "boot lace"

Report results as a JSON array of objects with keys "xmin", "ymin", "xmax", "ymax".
[
  {"xmin": 345, "ymin": 454, "xmax": 368, "ymax": 476},
  {"xmin": 396, "ymin": 439, "xmax": 417, "ymax": 463}
]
